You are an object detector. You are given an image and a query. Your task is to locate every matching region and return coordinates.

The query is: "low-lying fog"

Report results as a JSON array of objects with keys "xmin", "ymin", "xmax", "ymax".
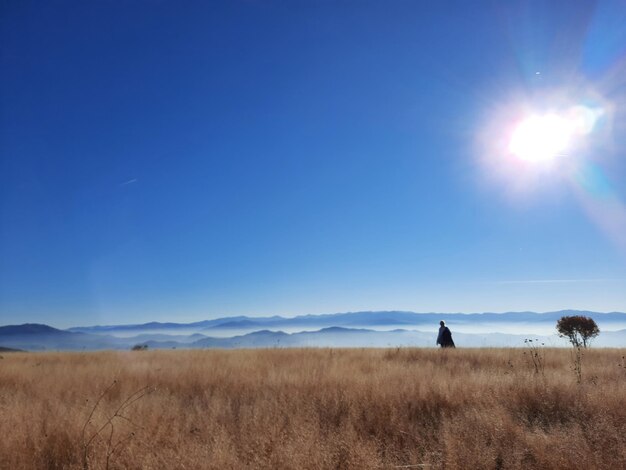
[{"xmin": 95, "ymin": 320, "xmax": 626, "ymax": 339}]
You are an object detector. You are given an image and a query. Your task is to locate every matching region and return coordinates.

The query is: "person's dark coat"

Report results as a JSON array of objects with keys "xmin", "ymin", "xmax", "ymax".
[{"xmin": 437, "ymin": 326, "xmax": 455, "ymax": 348}]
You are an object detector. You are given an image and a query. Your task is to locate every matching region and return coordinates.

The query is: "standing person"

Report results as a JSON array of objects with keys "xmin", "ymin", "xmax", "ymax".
[{"xmin": 436, "ymin": 321, "xmax": 455, "ymax": 348}]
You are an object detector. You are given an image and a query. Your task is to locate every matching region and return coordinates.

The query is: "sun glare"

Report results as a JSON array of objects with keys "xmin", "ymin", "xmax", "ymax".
[
  {"xmin": 507, "ymin": 105, "xmax": 603, "ymax": 164},
  {"xmin": 477, "ymin": 96, "xmax": 608, "ymax": 201},
  {"xmin": 508, "ymin": 114, "xmax": 575, "ymax": 162}
]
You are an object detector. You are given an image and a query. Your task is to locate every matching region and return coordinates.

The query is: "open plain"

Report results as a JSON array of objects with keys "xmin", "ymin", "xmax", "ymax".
[{"xmin": 1, "ymin": 347, "xmax": 625, "ymax": 469}]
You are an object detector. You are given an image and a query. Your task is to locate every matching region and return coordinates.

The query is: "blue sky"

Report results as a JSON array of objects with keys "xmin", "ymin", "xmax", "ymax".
[{"xmin": 2, "ymin": 1, "xmax": 626, "ymax": 328}]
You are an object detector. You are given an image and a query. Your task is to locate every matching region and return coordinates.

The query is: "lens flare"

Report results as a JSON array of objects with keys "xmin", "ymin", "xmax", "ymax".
[
  {"xmin": 476, "ymin": 87, "xmax": 625, "ymax": 254},
  {"xmin": 509, "ymin": 114, "xmax": 575, "ymax": 162}
]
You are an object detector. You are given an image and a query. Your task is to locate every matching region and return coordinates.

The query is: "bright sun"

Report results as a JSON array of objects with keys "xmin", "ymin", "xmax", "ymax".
[{"xmin": 508, "ymin": 114, "xmax": 575, "ymax": 163}]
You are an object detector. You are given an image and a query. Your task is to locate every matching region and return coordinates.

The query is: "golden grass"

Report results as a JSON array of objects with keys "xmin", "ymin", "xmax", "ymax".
[{"xmin": 0, "ymin": 347, "xmax": 625, "ymax": 469}]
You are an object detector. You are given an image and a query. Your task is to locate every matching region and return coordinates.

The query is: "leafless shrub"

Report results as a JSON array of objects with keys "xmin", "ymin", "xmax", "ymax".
[
  {"xmin": 81, "ymin": 380, "xmax": 154, "ymax": 469},
  {"xmin": 523, "ymin": 338, "xmax": 545, "ymax": 376},
  {"xmin": 571, "ymin": 346, "xmax": 583, "ymax": 384}
]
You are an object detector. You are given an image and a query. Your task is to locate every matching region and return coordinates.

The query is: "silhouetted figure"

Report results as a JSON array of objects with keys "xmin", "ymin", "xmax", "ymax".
[{"xmin": 436, "ymin": 321, "xmax": 455, "ymax": 348}]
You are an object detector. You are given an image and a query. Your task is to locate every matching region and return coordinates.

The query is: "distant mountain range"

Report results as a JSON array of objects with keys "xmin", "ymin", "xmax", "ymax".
[
  {"xmin": 1, "ymin": 310, "xmax": 625, "ymax": 351},
  {"xmin": 67, "ymin": 310, "xmax": 626, "ymax": 334}
]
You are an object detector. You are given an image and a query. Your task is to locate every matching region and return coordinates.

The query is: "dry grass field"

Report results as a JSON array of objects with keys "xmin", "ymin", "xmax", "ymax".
[{"xmin": 0, "ymin": 347, "xmax": 625, "ymax": 469}]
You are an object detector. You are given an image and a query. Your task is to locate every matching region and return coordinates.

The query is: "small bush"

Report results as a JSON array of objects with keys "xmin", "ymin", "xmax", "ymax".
[{"xmin": 556, "ymin": 315, "xmax": 599, "ymax": 348}]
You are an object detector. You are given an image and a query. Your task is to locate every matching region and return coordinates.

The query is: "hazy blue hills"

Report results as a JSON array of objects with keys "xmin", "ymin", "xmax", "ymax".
[
  {"xmin": 67, "ymin": 310, "xmax": 626, "ymax": 335},
  {"xmin": 0, "ymin": 323, "xmax": 123, "ymax": 351},
  {"xmin": 204, "ymin": 319, "xmax": 265, "ymax": 330},
  {"xmin": 4, "ymin": 323, "xmax": 624, "ymax": 351},
  {"xmin": 0, "ymin": 323, "xmax": 62, "ymax": 335},
  {"xmin": 1, "ymin": 310, "xmax": 625, "ymax": 351}
]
